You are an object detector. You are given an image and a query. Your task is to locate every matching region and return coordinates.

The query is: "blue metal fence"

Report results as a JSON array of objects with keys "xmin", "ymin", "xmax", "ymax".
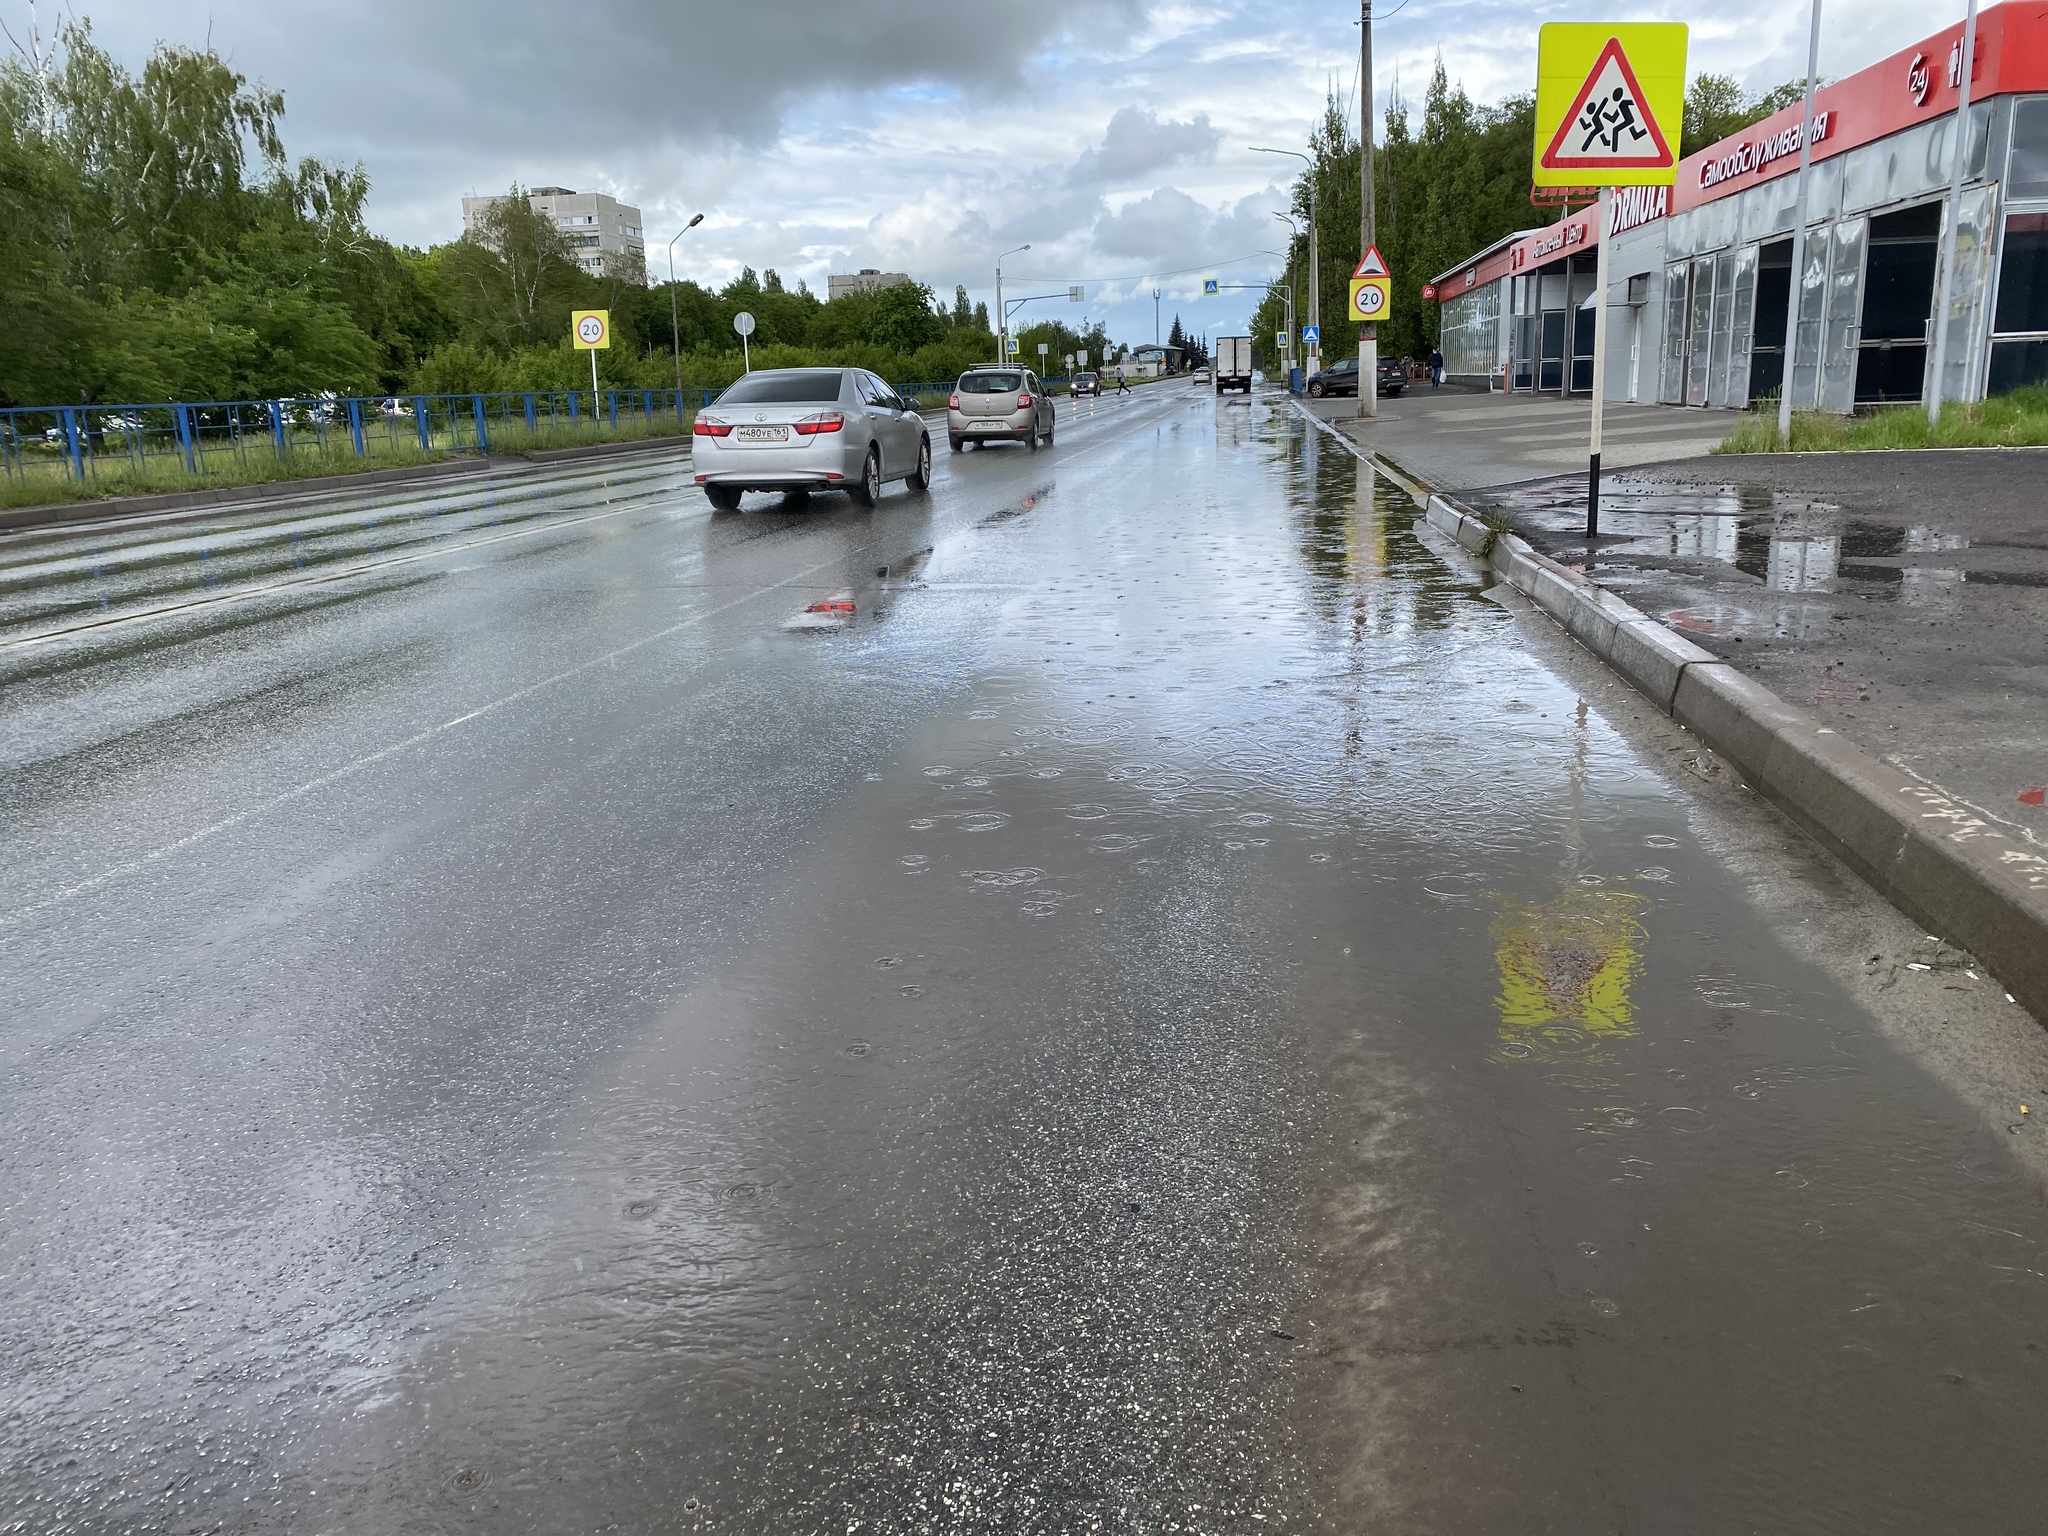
[{"xmin": 0, "ymin": 387, "xmax": 718, "ymax": 490}]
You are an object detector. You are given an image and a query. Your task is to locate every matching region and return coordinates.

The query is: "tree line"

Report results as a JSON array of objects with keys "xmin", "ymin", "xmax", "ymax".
[
  {"xmin": 1254, "ymin": 63, "xmax": 1810, "ymax": 370},
  {"xmin": 0, "ymin": 19, "xmax": 1088, "ymax": 410}
]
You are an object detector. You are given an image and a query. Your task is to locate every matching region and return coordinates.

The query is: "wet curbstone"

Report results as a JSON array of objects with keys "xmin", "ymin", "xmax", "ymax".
[
  {"xmin": 1607, "ymin": 618, "xmax": 1715, "ymax": 714},
  {"xmin": 1299, "ymin": 403, "xmax": 2048, "ymax": 1025}
]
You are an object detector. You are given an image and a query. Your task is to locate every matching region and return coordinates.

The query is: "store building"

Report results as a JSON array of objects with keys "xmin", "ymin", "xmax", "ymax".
[{"xmin": 1433, "ymin": 2, "xmax": 2048, "ymax": 411}]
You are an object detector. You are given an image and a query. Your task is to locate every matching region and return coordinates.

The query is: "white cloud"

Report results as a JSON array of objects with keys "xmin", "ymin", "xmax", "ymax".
[{"xmin": 25, "ymin": 0, "xmax": 1964, "ymax": 344}]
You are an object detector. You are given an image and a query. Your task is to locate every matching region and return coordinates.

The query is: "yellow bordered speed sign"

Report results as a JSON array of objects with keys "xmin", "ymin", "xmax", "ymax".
[{"xmin": 572, "ymin": 309, "xmax": 611, "ymax": 350}]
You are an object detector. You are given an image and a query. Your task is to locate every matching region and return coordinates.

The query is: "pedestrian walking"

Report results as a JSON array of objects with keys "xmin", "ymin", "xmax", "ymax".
[
  {"xmin": 1428, "ymin": 348, "xmax": 1444, "ymax": 390},
  {"xmin": 1115, "ymin": 366, "xmax": 1130, "ymax": 395}
]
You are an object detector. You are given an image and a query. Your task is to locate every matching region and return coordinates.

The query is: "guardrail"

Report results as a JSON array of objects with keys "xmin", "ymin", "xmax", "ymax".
[{"xmin": 0, "ymin": 387, "xmax": 717, "ymax": 493}]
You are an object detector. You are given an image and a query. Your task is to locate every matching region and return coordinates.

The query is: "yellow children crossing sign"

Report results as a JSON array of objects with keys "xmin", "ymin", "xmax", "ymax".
[
  {"xmin": 1347, "ymin": 245, "xmax": 1391, "ymax": 322},
  {"xmin": 1533, "ymin": 24, "xmax": 1686, "ymax": 187}
]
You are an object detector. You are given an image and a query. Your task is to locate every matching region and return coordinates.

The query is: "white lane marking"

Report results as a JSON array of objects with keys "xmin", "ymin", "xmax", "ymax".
[
  {"xmin": 0, "ymin": 548, "xmax": 846, "ymax": 931},
  {"xmin": 0, "ymin": 491, "xmax": 692, "ymax": 652},
  {"xmin": 4, "ymin": 394, "xmax": 1170, "ymax": 649},
  {"xmin": 0, "ymin": 391, "xmax": 1190, "ymax": 931}
]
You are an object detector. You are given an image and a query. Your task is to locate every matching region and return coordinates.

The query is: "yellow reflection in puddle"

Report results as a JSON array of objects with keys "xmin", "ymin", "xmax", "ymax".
[{"xmin": 1491, "ymin": 888, "xmax": 1647, "ymax": 1064}]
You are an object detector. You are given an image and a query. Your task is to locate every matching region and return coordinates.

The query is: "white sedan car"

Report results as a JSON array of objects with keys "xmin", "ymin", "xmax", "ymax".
[{"xmin": 692, "ymin": 367, "xmax": 932, "ymax": 509}]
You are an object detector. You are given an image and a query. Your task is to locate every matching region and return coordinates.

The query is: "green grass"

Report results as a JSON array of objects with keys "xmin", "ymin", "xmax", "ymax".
[
  {"xmin": 1717, "ymin": 385, "xmax": 2048, "ymax": 453},
  {"xmin": 0, "ymin": 416, "xmax": 689, "ymax": 511}
]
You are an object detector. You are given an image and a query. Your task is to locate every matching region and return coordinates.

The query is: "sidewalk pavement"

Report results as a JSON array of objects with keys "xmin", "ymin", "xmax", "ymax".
[{"xmin": 1339, "ymin": 392, "xmax": 2048, "ymax": 1015}]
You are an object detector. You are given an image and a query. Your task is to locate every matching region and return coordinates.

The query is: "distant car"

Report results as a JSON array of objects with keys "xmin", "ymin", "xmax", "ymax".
[
  {"xmin": 1070, "ymin": 371, "xmax": 1100, "ymax": 397},
  {"xmin": 1192, "ymin": 365, "xmax": 1212, "ymax": 384},
  {"xmin": 1304, "ymin": 355, "xmax": 1406, "ymax": 399},
  {"xmin": 947, "ymin": 368, "xmax": 1055, "ymax": 451},
  {"xmin": 692, "ymin": 366, "xmax": 931, "ymax": 509}
]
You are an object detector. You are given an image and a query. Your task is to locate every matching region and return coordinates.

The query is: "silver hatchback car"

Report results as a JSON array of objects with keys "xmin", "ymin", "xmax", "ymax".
[
  {"xmin": 947, "ymin": 368, "xmax": 1055, "ymax": 451},
  {"xmin": 692, "ymin": 367, "xmax": 931, "ymax": 509}
]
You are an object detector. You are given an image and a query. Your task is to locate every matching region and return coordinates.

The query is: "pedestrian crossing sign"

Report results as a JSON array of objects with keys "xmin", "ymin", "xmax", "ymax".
[{"xmin": 1533, "ymin": 24, "xmax": 1686, "ymax": 187}]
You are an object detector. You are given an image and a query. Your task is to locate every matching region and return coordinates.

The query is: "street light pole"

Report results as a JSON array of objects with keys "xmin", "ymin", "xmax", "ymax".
[
  {"xmin": 996, "ymin": 244, "xmax": 1031, "ymax": 367},
  {"xmin": 1252, "ymin": 147, "xmax": 1319, "ymax": 377},
  {"xmin": 1778, "ymin": 0, "xmax": 1824, "ymax": 444},
  {"xmin": 666, "ymin": 212, "xmax": 705, "ymax": 403},
  {"xmin": 1358, "ymin": 0, "xmax": 1378, "ymax": 420},
  {"xmin": 1272, "ymin": 219, "xmax": 1302, "ymax": 383}
]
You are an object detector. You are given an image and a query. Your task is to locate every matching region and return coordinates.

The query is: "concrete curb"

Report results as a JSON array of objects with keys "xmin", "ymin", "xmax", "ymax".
[
  {"xmin": 1296, "ymin": 404, "xmax": 2048, "ymax": 1025},
  {"xmin": 0, "ymin": 434, "xmax": 692, "ymax": 535}
]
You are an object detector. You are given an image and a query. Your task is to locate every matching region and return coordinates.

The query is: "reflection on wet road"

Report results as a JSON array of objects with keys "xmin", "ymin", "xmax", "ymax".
[{"xmin": 4, "ymin": 388, "xmax": 2045, "ymax": 1532}]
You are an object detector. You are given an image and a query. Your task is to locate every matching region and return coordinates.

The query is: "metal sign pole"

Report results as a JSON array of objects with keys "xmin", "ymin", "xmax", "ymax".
[
  {"xmin": 1778, "ymin": 0, "xmax": 1824, "ymax": 444},
  {"xmin": 1928, "ymin": 0, "xmax": 1981, "ymax": 426},
  {"xmin": 1587, "ymin": 187, "xmax": 1612, "ymax": 538},
  {"xmin": 1359, "ymin": 0, "xmax": 1377, "ymax": 419}
]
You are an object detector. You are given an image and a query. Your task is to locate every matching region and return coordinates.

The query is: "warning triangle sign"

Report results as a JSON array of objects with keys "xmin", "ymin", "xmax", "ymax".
[
  {"xmin": 1539, "ymin": 37, "xmax": 1674, "ymax": 172},
  {"xmin": 1353, "ymin": 245, "xmax": 1389, "ymax": 280}
]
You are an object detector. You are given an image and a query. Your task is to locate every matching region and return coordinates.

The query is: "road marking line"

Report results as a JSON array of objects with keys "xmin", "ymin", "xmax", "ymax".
[
  {"xmin": 0, "ymin": 490, "xmax": 686, "ymax": 652},
  {"xmin": 0, "ymin": 393, "xmax": 1186, "ymax": 930},
  {"xmin": 0, "ymin": 550, "xmax": 848, "ymax": 932}
]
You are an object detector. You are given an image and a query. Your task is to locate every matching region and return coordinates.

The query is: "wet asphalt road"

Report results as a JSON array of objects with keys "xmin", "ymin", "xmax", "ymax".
[{"xmin": 3, "ymin": 388, "xmax": 2047, "ymax": 1534}]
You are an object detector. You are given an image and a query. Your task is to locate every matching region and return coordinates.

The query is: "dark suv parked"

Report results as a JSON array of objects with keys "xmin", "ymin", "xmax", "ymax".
[{"xmin": 1304, "ymin": 355, "xmax": 1405, "ymax": 399}]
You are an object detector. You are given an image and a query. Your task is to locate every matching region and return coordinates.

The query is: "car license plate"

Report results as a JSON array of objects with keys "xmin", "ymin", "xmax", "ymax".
[
  {"xmin": 973, "ymin": 421, "xmax": 1002, "ymax": 431},
  {"xmin": 736, "ymin": 425, "xmax": 788, "ymax": 442}
]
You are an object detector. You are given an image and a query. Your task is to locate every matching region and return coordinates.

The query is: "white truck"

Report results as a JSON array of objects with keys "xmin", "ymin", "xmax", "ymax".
[{"xmin": 1214, "ymin": 335, "xmax": 1254, "ymax": 394}]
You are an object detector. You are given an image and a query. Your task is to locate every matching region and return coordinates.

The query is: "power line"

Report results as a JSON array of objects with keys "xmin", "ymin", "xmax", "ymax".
[{"xmin": 1009, "ymin": 250, "xmax": 1284, "ymax": 287}]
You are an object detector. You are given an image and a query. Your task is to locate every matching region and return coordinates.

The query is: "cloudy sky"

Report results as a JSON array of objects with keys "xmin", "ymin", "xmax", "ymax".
[{"xmin": 15, "ymin": 0, "xmax": 1960, "ymax": 345}]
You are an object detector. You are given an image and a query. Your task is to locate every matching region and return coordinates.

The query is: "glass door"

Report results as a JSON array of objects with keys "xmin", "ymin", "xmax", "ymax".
[
  {"xmin": 1539, "ymin": 311, "xmax": 1566, "ymax": 391},
  {"xmin": 1661, "ymin": 263, "xmax": 1690, "ymax": 403},
  {"xmin": 1686, "ymin": 257, "xmax": 1716, "ymax": 406}
]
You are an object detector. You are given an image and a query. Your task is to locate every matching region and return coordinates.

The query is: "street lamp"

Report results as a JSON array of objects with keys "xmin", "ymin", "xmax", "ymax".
[
  {"xmin": 995, "ymin": 244, "xmax": 1030, "ymax": 365},
  {"xmin": 1270, "ymin": 218, "xmax": 1302, "ymax": 379},
  {"xmin": 1252, "ymin": 147, "xmax": 1319, "ymax": 375},
  {"xmin": 666, "ymin": 212, "xmax": 705, "ymax": 400}
]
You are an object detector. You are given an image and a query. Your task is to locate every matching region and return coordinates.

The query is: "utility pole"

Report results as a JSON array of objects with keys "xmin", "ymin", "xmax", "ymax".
[
  {"xmin": 1358, "ymin": 0, "xmax": 1377, "ymax": 419},
  {"xmin": 1154, "ymin": 289, "xmax": 1162, "ymax": 346}
]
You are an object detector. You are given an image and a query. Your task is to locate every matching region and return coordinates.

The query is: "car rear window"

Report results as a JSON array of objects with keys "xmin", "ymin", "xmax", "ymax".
[
  {"xmin": 959, "ymin": 373, "xmax": 1023, "ymax": 393},
  {"xmin": 716, "ymin": 370, "xmax": 844, "ymax": 404}
]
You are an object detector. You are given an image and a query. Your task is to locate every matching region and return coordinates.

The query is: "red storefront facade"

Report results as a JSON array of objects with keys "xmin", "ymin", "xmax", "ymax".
[{"xmin": 1433, "ymin": 3, "xmax": 2048, "ymax": 409}]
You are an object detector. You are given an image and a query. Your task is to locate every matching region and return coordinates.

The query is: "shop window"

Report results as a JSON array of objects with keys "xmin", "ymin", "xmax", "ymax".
[
  {"xmin": 1988, "ymin": 339, "xmax": 2048, "ymax": 393},
  {"xmin": 1993, "ymin": 213, "xmax": 2048, "ymax": 335},
  {"xmin": 2009, "ymin": 98, "xmax": 2048, "ymax": 200}
]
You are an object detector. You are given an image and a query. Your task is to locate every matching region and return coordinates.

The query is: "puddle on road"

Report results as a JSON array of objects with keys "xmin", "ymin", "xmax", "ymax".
[
  {"xmin": 16, "ymin": 397, "xmax": 2048, "ymax": 1534},
  {"xmin": 1466, "ymin": 474, "xmax": 2044, "ymax": 603}
]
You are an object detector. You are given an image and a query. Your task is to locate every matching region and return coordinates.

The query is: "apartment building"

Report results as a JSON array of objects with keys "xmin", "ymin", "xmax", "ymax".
[
  {"xmin": 828, "ymin": 268, "xmax": 912, "ymax": 301},
  {"xmin": 461, "ymin": 187, "xmax": 647, "ymax": 283}
]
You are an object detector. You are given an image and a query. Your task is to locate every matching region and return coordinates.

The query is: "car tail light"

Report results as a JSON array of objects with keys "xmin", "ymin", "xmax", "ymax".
[
  {"xmin": 949, "ymin": 395, "xmax": 961, "ymax": 409},
  {"xmin": 1015, "ymin": 393, "xmax": 1033, "ymax": 408},
  {"xmin": 693, "ymin": 416, "xmax": 732, "ymax": 437},
  {"xmin": 793, "ymin": 412, "xmax": 844, "ymax": 435}
]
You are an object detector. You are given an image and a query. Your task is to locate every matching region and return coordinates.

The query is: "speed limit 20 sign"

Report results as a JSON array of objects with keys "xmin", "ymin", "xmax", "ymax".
[
  {"xmin": 1348, "ymin": 246, "xmax": 1391, "ymax": 322},
  {"xmin": 571, "ymin": 309, "xmax": 611, "ymax": 350}
]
